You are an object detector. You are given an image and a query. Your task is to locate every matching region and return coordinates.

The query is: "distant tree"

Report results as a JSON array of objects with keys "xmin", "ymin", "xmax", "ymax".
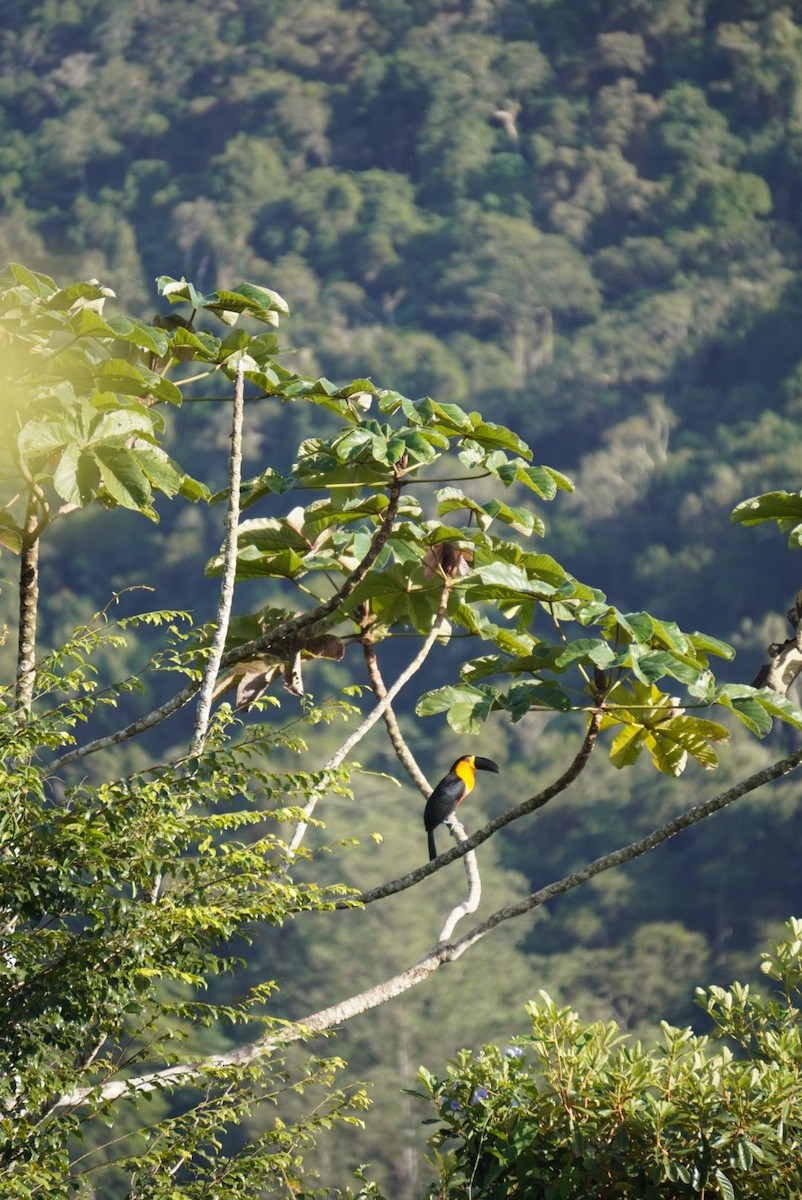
[{"xmin": 433, "ymin": 210, "xmax": 601, "ymax": 382}]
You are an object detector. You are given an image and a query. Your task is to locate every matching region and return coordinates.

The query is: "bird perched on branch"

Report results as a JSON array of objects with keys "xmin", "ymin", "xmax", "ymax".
[{"xmin": 424, "ymin": 754, "xmax": 500, "ymax": 861}]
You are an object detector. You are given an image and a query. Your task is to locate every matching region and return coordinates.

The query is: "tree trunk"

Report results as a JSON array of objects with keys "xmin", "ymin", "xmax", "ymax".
[{"xmin": 15, "ymin": 496, "xmax": 40, "ymax": 715}]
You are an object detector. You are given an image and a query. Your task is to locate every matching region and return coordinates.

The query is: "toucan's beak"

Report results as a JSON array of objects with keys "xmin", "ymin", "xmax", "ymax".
[{"xmin": 474, "ymin": 756, "xmax": 500, "ymax": 773}]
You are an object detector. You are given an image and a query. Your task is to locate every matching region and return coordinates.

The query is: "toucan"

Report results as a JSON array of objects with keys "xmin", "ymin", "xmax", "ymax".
[{"xmin": 423, "ymin": 754, "xmax": 500, "ymax": 861}]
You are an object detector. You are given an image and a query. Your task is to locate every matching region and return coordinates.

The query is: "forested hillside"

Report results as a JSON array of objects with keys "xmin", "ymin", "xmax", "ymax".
[{"xmin": 4, "ymin": 0, "xmax": 802, "ymax": 1194}]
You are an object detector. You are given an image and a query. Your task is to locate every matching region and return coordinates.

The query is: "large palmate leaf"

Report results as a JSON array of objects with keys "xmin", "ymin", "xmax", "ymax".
[{"xmin": 600, "ymin": 681, "xmax": 730, "ymax": 775}]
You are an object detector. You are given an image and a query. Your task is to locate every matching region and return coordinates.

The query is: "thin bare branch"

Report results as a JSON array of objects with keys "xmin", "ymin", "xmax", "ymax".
[
  {"xmin": 437, "ymin": 815, "xmax": 481, "ymax": 942},
  {"xmin": 49, "ymin": 679, "xmax": 201, "ymax": 771},
  {"xmin": 190, "ymin": 363, "xmax": 245, "ymax": 756},
  {"xmin": 287, "ymin": 585, "xmax": 450, "ymax": 853},
  {"xmin": 358, "ymin": 609, "xmax": 482, "ymax": 938},
  {"xmin": 358, "ymin": 608, "xmax": 431, "ymax": 797}
]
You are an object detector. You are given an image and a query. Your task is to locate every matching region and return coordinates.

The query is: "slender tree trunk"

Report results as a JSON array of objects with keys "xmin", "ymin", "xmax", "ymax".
[{"xmin": 15, "ymin": 494, "xmax": 40, "ymax": 715}]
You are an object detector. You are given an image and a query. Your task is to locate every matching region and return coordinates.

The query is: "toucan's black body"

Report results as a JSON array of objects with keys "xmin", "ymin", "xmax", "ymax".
[{"xmin": 423, "ymin": 755, "xmax": 500, "ymax": 861}]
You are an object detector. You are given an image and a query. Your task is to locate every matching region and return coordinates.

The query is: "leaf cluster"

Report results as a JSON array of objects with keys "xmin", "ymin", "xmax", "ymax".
[
  {"xmin": 414, "ymin": 920, "xmax": 802, "ymax": 1200},
  {"xmin": 0, "ymin": 621, "xmax": 360, "ymax": 1195}
]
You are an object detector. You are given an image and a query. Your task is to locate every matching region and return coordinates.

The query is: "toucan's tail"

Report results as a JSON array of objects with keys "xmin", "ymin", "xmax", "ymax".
[{"xmin": 427, "ymin": 829, "xmax": 438, "ymax": 862}]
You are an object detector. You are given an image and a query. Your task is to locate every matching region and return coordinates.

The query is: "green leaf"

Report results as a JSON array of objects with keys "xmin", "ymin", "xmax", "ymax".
[
  {"xmin": 662, "ymin": 715, "xmax": 729, "ymax": 768},
  {"xmin": 687, "ymin": 630, "xmax": 735, "ymax": 661},
  {"xmin": 203, "ymin": 284, "xmax": 289, "ymax": 327},
  {"xmin": 416, "ymin": 683, "xmax": 498, "ymax": 733},
  {"xmin": 170, "ymin": 325, "xmax": 221, "ymax": 361},
  {"xmin": 395, "ymin": 429, "xmax": 442, "ymax": 464},
  {"xmin": 94, "ymin": 445, "xmax": 153, "ymax": 511},
  {"xmin": 714, "ymin": 1169, "xmax": 735, "ymax": 1200},
  {"xmin": 53, "ymin": 444, "xmax": 102, "ymax": 507},
  {"xmin": 157, "ymin": 275, "xmax": 207, "ymax": 305},
  {"xmin": 219, "ymin": 328, "xmax": 252, "ymax": 358},
  {"xmin": 645, "ymin": 729, "xmax": 688, "ymax": 776},
  {"xmin": 722, "ymin": 694, "xmax": 774, "ymax": 737},
  {"xmin": 398, "ymin": 395, "xmax": 473, "ymax": 433},
  {"xmin": 225, "ymin": 546, "xmax": 307, "ymax": 580},
  {"xmin": 496, "ymin": 461, "xmax": 574, "ymax": 497},
  {"xmin": 1, "ymin": 261, "xmax": 56, "ymax": 296},
  {"xmin": 611, "ymin": 610, "xmax": 656, "ymax": 644},
  {"xmin": 465, "ymin": 416, "xmax": 533, "ymax": 459},
  {"xmin": 732, "ymin": 490, "xmax": 802, "ymax": 532},
  {"xmin": 717, "ymin": 685, "xmax": 802, "ymax": 736},
  {"xmin": 609, "ymin": 723, "xmax": 645, "ymax": 769},
  {"xmin": 90, "ymin": 407, "xmax": 153, "ymax": 445},
  {"xmin": 466, "ymin": 561, "xmax": 562, "ymax": 603},
  {"xmin": 106, "ymin": 315, "xmax": 171, "ymax": 357},
  {"xmin": 0, "ymin": 512, "xmax": 23, "ymax": 554},
  {"xmin": 333, "ymin": 427, "xmax": 378, "ymax": 463},
  {"xmin": 178, "ymin": 474, "xmax": 211, "ymax": 503},
  {"xmin": 134, "ymin": 447, "xmax": 184, "ymax": 497},
  {"xmin": 18, "ymin": 419, "xmax": 71, "ymax": 462},
  {"xmin": 602, "ymin": 681, "xmax": 729, "ymax": 775},
  {"xmin": 48, "ymin": 279, "xmax": 114, "ymax": 310},
  {"xmin": 500, "ymin": 680, "xmax": 572, "ymax": 717},
  {"xmin": 301, "ymin": 494, "xmax": 391, "ymax": 542},
  {"xmin": 628, "ymin": 647, "xmax": 702, "ymax": 686},
  {"xmin": 235, "ymin": 467, "xmax": 294, "ymax": 509},
  {"xmin": 438, "ymin": 488, "xmax": 541, "ymax": 536},
  {"xmin": 230, "ymin": 281, "xmax": 290, "ymax": 315},
  {"xmin": 753, "ymin": 686, "xmax": 802, "ymax": 730},
  {"xmin": 66, "ymin": 307, "xmax": 120, "ymax": 340},
  {"xmin": 93, "ymin": 358, "xmax": 182, "ymax": 405},
  {"xmin": 555, "ymin": 638, "xmax": 617, "ymax": 670},
  {"xmin": 348, "ymin": 564, "xmax": 442, "ymax": 630},
  {"xmin": 233, "ymin": 517, "xmax": 311, "ymax": 555}
]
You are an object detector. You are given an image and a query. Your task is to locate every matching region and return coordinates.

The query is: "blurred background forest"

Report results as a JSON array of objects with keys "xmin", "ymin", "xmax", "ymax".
[{"xmin": 4, "ymin": 0, "xmax": 802, "ymax": 1193}]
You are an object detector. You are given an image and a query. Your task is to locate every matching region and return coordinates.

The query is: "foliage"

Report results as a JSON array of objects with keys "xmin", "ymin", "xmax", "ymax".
[
  {"xmin": 0, "ymin": 616, "xmax": 366, "ymax": 1197},
  {"xmin": 416, "ymin": 920, "xmax": 802, "ymax": 1200},
  {"xmin": 4, "ymin": 252, "xmax": 802, "ymax": 1191}
]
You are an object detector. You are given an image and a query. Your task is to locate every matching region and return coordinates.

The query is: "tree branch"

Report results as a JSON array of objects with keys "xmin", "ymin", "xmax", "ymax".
[
  {"xmin": 358, "ymin": 605, "xmax": 481, "ymax": 939},
  {"xmin": 287, "ymin": 585, "xmax": 450, "ymax": 853},
  {"xmin": 437, "ymin": 815, "xmax": 482, "ymax": 943},
  {"xmin": 49, "ymin": 679, "xmax": 201, "ymax": 771},
  {"xmin": 190, "ymin": 363, "xmax": 244, "ymax": 756},
  {"xmin": 358, "ymin": 607, "xmax": 431, "ymax": 798}
]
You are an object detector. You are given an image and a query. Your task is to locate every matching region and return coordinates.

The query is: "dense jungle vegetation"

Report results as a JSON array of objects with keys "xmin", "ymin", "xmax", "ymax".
[{"xmin": 4, "ymin": 0, "xmax": 802, "ymax": 1194}]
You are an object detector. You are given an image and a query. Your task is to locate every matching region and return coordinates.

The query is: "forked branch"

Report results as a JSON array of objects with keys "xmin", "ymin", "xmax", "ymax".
[
  {"xmin": 358, "ymin": 604, "xmax": 431, "ymax": 798},
  {"xmin": 287, "ymin": 584, "xmax": 450, "ymax": 853}
]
